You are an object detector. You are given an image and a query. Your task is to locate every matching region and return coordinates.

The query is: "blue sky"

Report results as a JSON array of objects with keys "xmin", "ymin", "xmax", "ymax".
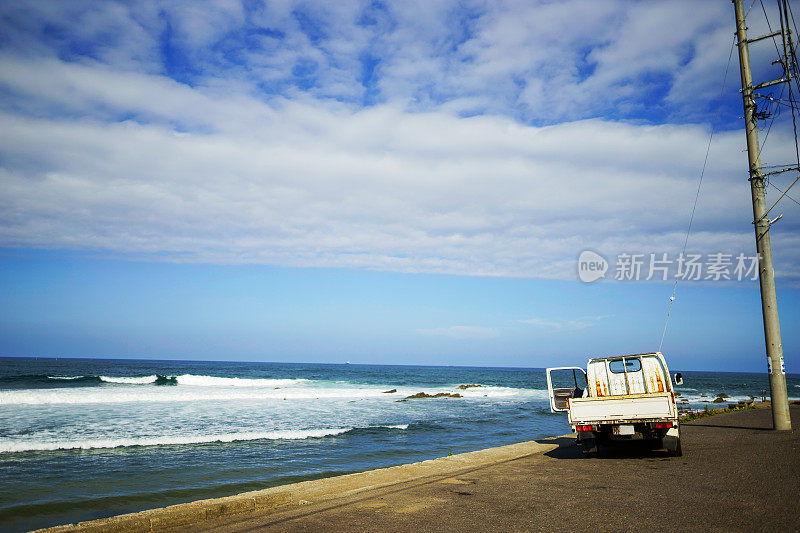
[{"xmin": 0, "ymin": 1, "xmax": 798, "ymax": 371}]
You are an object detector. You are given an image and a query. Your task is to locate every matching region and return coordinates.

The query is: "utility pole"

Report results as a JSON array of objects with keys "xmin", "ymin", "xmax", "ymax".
[{"xmin": 732, "ymin": 0, "xmax": 791, "ymax": 430}]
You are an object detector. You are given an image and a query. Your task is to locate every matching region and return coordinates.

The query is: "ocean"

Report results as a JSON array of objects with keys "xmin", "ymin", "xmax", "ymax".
[{"xmin": 1, "ymin": 357, "xmax": 798, "ymax": 532}]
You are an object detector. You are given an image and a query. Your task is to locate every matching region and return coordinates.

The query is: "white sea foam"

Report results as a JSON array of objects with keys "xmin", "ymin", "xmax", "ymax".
[
  {"xmin": 173, "ymin": 374, "xmax": 308, "ymax": 387},
  {"xmin": 0, "ymin": 377, "xmax": 547, "ymax": 405},
  {"xmin": 100, "ymin": 375, "xmax": 159, "ymax": 384},
  {"xmin": 95, "ymin": 374, "xmax": 309, "ymax": 387},
  {"xmin": 0, "ymin": 387, "xmax": 365, "ymax": 405},
  {"xmin": 0, "ymin": 425, "xmax": 410, "ymax": 453},
  {"xmin": 675, "ymin": 392, "xmax": 762, "ymax": 405},
  {"xmin": 452, "ymin": 385, "xmax": 547, "ymax": 399}
]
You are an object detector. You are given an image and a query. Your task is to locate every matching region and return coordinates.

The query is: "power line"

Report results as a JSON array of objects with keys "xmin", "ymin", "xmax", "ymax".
[
  {"xmin": 754, "ymin": 82, "xmax": 784, "ymax": 166},
  {"xmin": 784, "ymin": 0, "xmax": 800, "ymax": 96},
  {"xmin": 779, "ymin": 0, "xmax": 800, "ymax": 176},
  {"xmin": 768, "ymin": 1, "xmax": 800, "ymax": 208},
  {"xmin": 658, "ymin": 35, "xmax": 736, "ymax": 353},
  {"xmin": 748, "ymin": 1, "xmax": 799, "ymax": 213},
  {"xmin": 761, "ymin": 0, "xmax": 783, "ymax": 58},
  {"xmin": 769, "ymin": 180, "xmax": 800, "ymax": 206}
]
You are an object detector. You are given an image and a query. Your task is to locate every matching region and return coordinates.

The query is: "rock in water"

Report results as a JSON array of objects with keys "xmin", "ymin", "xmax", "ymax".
[
  {"xmin": 403, "ymin": 392, "xmax": 462, "ymax": 400},
  {"xmin": 154, "ymin": 375, "xmax": 177, "ymax": 386}
]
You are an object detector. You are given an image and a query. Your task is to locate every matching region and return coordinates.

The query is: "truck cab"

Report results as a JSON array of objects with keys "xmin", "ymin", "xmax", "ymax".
[{"xmin": 547, "ymin": 352, "xmax": 682, "ymax": 456}]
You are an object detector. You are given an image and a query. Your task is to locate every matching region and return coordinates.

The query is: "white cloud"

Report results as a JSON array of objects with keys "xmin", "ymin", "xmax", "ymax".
[
  {"xmin": 0, "ymin": 64, "xmax": 797, "ymax": 279},
  {"xmin": 0, "ymin": 1, "xmax": 798, "ymax": 282},
  {"xmin": 0, "ymin": 0, "xmax": 746, "ymax": 120}
]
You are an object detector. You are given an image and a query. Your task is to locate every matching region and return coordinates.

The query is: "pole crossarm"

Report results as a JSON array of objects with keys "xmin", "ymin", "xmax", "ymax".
[
  {"xmin": 747, "ymin": 29, "xmax": 784, "ymax": 44},
  {"xmin": 753, "ymin": 77, "xmax": 791, "ymax": 90},
  {"xmin": 760, "ymin": 165, "xmax": 800, "ymax": 178}
]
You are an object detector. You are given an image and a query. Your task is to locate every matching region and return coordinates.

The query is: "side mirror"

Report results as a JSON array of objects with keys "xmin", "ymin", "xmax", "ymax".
[{"xmin": 674, "ymin": 372, "xmax": 683, "ymax": 386}]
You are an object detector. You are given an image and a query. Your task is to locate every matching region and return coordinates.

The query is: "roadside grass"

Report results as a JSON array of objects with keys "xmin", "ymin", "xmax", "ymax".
[{"xmin": 679, "ymin": 402, "xmax": 758, "ymax": 422}]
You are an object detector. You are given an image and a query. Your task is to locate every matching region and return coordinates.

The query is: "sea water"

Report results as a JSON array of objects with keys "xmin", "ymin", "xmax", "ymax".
[{"xmin": 1, "ymin": 357, "xmax": 797, "ymax": 532}]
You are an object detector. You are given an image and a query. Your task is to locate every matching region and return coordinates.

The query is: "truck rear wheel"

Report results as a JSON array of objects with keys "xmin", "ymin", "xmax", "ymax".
[
  {"xmin": 579, "ymin": 436, "xmax": 598, "ymax": 457},
  {"xmin": 662, "ymin": 436, "xmax": 682, "ymax": 456}
]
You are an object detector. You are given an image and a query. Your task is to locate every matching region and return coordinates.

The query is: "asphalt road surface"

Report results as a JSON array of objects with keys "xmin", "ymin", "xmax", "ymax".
[{"xmin": 185, "ymin": 405, "xmax": 800, "ymax": 533}]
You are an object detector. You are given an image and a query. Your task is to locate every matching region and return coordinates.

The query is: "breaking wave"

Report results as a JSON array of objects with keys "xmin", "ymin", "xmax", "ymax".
[
  {"xmin": 99, "ymin": 375, "xmax": 159, "ymax": 384},
  {"xmin": 0, "ymin": 374, "xmax": 547, "ymax": 405},
  {"xmin": 0, "ymin": 373, "xmax": 311, "ymax": 389},
  {"xmin": 0, "ymin": 425, "xmax": 410, "ymax": 453},
  {"xmin": 96, "ymin": 374, "xmax": 311, "ymax": 387},
  {"xmin": 170, "ymin": 375, "xmax": 309, "ymax": 387}
]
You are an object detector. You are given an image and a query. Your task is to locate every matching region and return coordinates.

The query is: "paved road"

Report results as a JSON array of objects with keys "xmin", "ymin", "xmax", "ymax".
[{"xmin": 189, "ymin": 406, "xmax": 800, "ymax": 533}]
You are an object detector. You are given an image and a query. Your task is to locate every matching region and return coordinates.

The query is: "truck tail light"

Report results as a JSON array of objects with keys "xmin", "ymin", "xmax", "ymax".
[
  {"xmin": 654, "ymin": 422, "xmax": 673, "ymax": 429},
  {"xmin": 576, "ymin": 424, "xmax": 593, "ymax": 432}
]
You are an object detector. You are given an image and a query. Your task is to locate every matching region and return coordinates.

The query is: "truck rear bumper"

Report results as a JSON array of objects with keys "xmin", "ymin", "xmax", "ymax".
[{"xmin": 577, "ymin": 422, "xmax": 679, "ymax": 443}]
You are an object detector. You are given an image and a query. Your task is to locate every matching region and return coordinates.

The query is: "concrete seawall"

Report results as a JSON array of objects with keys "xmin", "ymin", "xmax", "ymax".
[{"xmin": 37, "ymin": 438, "xmax": 561, "ymax": 532}]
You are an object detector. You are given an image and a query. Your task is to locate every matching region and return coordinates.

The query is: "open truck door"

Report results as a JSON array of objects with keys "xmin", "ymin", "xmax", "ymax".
[{"xmin": 546, "ymin": 367, "xmax": 587, "ymax": 413}]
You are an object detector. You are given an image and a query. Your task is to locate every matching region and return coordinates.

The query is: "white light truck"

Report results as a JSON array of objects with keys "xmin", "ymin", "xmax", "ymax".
[{"xmin": 547, "ymin": 352, "xmax": 683, "ymax": 456}]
